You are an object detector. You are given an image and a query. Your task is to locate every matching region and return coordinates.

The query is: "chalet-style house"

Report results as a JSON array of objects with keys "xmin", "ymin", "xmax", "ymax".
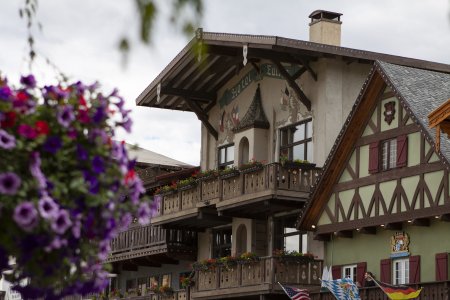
[
  {"xmin": 297, "ymin": 61, "xmax": 450, "ymax": 299},
  {"xmin": 109, "ymin": 10, "xmax": 450, "ymax": 300}
]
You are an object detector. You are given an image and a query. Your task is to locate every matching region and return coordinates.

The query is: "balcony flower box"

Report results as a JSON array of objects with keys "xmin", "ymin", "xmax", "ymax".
[
  {"xmin": 282, "ymin": 160, "xmax": 316, "ymax": 171},
  {"xmin": 177, "ymin": 177, "xmax": 198, "ymax": 191},
  {"xmin": 239, "ymin": 159, "xmax": 265, "ymax": 174},
  {"xmin": 197, "ymin": 169, "xmax": 219, "ymax": 181},
  {"xmin": 218, "ymin": 167, "xmax": 240, "ymax": 179}
]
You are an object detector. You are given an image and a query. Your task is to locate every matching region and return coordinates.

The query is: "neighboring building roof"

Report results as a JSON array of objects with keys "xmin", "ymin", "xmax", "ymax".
[
  {"xmin": 126, "ymin": 144, "xmax": 192, "ymax": 168},
  {"xmin": 297, "ymin": 61, "xmax": 450, "ymax": 230},
  {"xmin": 136, "ymin": 30, "xmax": 450, "ymax": 112},
  {"xmin": 234, "ymin": 84, "xmax": 270, "ymax": 132},
  {"xmin": 377, "ymin": 61, "xmax": 450, "ymax": 163}
]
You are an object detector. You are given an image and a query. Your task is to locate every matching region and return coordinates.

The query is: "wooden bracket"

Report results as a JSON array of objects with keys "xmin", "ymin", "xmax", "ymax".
[
  {"xmin": 184, "ymin": 97, "xmax": 218, "ymax": 140},
  {"xmin": 272, "ymin": 60, "xmax": 312, "ymax": 111},
  {"xmin": 294, "ymin": 56, "xmax": 318, "ymax": 81}
]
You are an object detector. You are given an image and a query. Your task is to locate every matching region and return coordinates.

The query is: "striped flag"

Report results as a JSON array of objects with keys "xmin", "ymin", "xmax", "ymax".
[
  {"xmin": 321, "ymin": 278, "xmax": 361, "ymax": 300},
  {"xmin": 376, "ymin": 281, "xmax": 422, "ymax": 300},
  {"xmin": 279, "ymin": 283, "xmax": 310, "ymax": 300}
]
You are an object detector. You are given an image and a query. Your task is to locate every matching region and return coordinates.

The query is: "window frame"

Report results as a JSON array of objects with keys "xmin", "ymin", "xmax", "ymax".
[
  {"xmin": 279, "ymin": 119, "xmax": 313, "ymax": 162},
  {"xmin": 212, "ymin": 227, "xmax": 232, "ymax": 258},
  {"xmin": 274, "ymin": 215, "xmax": 308, "ymax": 253},
  {"xmin": 342, "ymin": 264, "xmax": 357, "ymax": 283},
  {"xmin": 393, "ymin": 258, "xmax": 409, "ymax": 285},
  {"xmin": 218, "ymin": 144, "xmax": 235, "ymax": 169},
  {"xmin": 381, "ymin": 138, "xmax": 397, "ymax": 171}
]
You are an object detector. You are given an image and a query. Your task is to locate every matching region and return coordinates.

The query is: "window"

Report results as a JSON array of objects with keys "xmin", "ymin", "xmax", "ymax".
[
  {"xmin": 280, "ymin": 119, "xmax": 313, "ymax": 162},
  {"xmin": 393, "ymin": 258, "xmax": 409, "ymax": 285},
  {"xmin": 343, "ymin": 265, "xmax": 357, "ymax": 283},
  {"xmin": 382, "ymin": 138, "xmax": 397, "ymax": 170},
  {"xmin": 212, "ymin": 227, "xmax": 232, "ymax": 258},
  {"xmin": 274, "ymin": 215, "xmax": 308, "ymax": 253},
  {"xmin": 218, "ymin": 144, "xmax": 234, "ymax": 169}
]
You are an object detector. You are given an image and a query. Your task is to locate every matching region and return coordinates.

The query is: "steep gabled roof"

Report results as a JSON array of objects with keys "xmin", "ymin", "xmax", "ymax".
[
  {"xmin": 136, "ymin": 30, "xmax": 450, "ymax": 113},
  {"xmin": 234, "ymin": 84, "xmax": 270, "ymax": 132},
  {"xmin": 126, "ymin": 144, "xmax": 192, "ymax": 168},
  {"xmin": 297, "ymin": 61, "xmax": 450, "ymax": 231}
]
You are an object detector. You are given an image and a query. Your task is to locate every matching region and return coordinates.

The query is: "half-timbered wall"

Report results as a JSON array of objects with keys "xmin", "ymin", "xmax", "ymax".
[{"xmin": 317, "ymin": 87, "xmax": 447, "ymax": 228}]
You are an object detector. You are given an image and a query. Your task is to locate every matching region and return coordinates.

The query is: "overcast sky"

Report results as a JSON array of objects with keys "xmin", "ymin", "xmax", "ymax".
[{"xmin": 1, "ymin": 1, "xmax": 450, "ymax": 166}]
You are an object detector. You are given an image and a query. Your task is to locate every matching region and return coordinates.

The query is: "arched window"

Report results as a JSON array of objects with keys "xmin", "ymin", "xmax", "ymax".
[
  {"xmin": 235, "ymin": 224, "xmax": 247, "ymax": 256},
  {"xmin": 239, "ymin": 137, "xmax": 249, "ymax": 166}
]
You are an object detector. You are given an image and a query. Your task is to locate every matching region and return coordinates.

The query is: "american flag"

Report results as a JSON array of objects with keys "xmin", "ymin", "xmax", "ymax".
[{"xmin": 279, "ymin": 283, "xmax": 310, "ymax": 300}]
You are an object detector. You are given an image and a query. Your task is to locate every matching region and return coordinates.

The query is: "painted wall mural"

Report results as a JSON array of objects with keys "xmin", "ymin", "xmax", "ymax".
[
  {"xmin": 218, "ymin": 105, "xmax": 240, "ymax": 144},
  {"xmin": 276, "ymin": 85, "xmax": 311, "ymax": 128},
  {"xmin": 219, "ymin": 64, "xmax": 300, "ymax": 108}
]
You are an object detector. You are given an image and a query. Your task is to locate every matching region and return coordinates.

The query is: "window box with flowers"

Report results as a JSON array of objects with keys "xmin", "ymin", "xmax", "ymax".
[
  {"xmin": 280, "ymin": 156, "xmax": 316, "ymax": 170},
  {"xmin": 218, "ymin": 255, "xmax": 239, "ymax": 271},
  {"xmin": 218, "ymin": 166, "xmax": 240, "ymax": 179},
  {"xmin": 159, "ymin": 285, "xmax": 174, "ymax": 296},
  {"xmin": 177, "ymin": 176, "xmax": 197, "ymax": 191},
  {"xmin": 180, "ymin": 276, "xmax": 195, "ymax": 289},
  {"xmin": 193, "ymin": 258, "xmax": 218, "ymax": 272},
  {"xmin": 272, "ymin": 249, "xmax": 315, "ymax": 264},
  {"xmin": 239, "ymin": 159, "xmax": 265, "ymax": 174},
  {"xmin": 196, "ymin": 169, "xmax": 219, "ymax": 181},
  {"xmin": 237, "ymin": 252, "xmax": 260, "ymax": 265}
]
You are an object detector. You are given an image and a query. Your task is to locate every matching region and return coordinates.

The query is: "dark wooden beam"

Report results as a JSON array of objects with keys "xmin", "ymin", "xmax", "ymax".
[
  {"xmin": 439, "ymin": 214, "xmax": 450, "ymax": 222},
  {"xmin": 411, "ymin": 218, "xmax": 430, "ymax": 227},
  {"xmin": 161, "ymin": 86, "xmax": 215, "ymax": 103},
  {"xmin": 335, "ymin": 230, "xmax": 353, "ymax": 238},
  {"xmin": 197, "ymin": 210, "xmax": 231, "ymax": 224},
  {"xmin": 292, "ymin": 67, "xmax": 307, "ymax": 80},
  {"xmin": 134, "ymin": 257, "xmax": 162, "ymax": 268},
  {"xmin": 384, "ymin": 222, "xmax": 403, "ymax": 231},
  {"xmin": 314, "ymin": 233, "xmax": 331, "ymax": 241},
  {"xmin": 358, "ymin": 226, "xmax": 376, "ymax": 235},
  {"xmin": 292, "ymin": 55, "xmax": 318, "ymax": 81},
  {"xmin": 272, "ymin": 60, "xmax": 311, "ymax": 111},
  {"xmin": 121, "ymin": 261, "xmax": 138, "ymax": 272},
  {"xmin": 184, "ymin": 97, "xmax": 218, "ymax": 140},
  {"xmin": 204, "ymin": 100, "xmax": 217, "ymax": 113}
]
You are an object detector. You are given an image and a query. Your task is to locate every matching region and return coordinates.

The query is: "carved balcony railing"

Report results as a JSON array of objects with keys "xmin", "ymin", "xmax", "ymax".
[
  {"xmin": 153, "ymin": 163, "xmax": 321, "ymax": 218},
  {"xmin": 193, "ymin": 256, "xmax": 322, "ymax": 295},
  {"xmin": 108, "ymin": 224, "xmax": 197, "ymax": 262}
]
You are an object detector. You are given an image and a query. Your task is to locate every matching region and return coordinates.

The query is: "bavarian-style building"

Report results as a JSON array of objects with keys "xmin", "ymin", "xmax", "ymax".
[{"xmin": 106, "ymin": 10, "xmax": 450, "ymax": 300}]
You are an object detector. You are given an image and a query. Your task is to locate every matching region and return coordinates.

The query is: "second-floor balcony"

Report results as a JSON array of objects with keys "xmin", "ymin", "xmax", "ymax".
[
  {"xmin": 192, "ymin": 256, "xmax": 322, "ymax": 299},
  {"xmin": 151, "ymin": 163, "xmax": 321, "ymax": 229},
  {"xmin": 107, "ymin": 223, "xmax": 197, "ymax": 267}
]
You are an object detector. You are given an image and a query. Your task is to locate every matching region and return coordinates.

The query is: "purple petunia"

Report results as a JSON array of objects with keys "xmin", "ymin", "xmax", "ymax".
[
  {"xmin": 0, "ymin": 86, "xmax": 12, "ymax": 101},
  {"xmin": 83, "ymin": 171, "xmax": 99, "ymax": 194},
  {"xmin": 97, "ymin": 240, "xmax": 110, "ymax": 261},
  {"xmin": 38, "ymin": 195, "xmax": 59, "ymax": 220},
  {"xmin": 57, "ymin": 105, "xmax": 75, "ymax": 128},
  {"xmin": 44, "ymin": 237, "xmax": 68, "ymax": 253},
  {"xmin": 137, "ymin": 202, "xmax": 151, "ymax": 225},
  {"xmin": 93, "ymin": 107, "xmax": 106, "ymax": 123},
  {"xmin": 51, "ymin": 209, "xmax": 72, "ymax": 235},
  {"xmin": 0, "ymin": 172, "xmax": 21, "ymax": 195},
  {"xmin": 119, "ymin": 213, "xmax": 133, "ymax": 231},
  {"xmin": 0, "ymin": 129, "xmax": 16, "ymax": 149},
  {"xmin": 20, "ymin": 75, "xmax": 37, "ymax": 88},
  {"xmin": 76, "ymin": 145, "xmax": 88, "ymax": 161},
  {"xmin": 92, "ymin": 156, "xmax": 105, "ymax": 174},
  {"xmin": 43, "ymin": 136, "xmax": 62, "ymax": 154},
  {"xmin": 13, "ymin": 202, "xmax": 38, "ymax": 232},
  {"xmin": 30, "ymin": 152, "xmax": 47, "ymax": 190}
]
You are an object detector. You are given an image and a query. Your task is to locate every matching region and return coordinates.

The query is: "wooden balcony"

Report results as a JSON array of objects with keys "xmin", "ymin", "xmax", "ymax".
[
  {"xmin": 192, "ymin": 256, "xmax": 322, "ymax": 299},
  {"xmin": 150, "ymin": 163, "xmax": 321, "ymax": 229},
  {"xmin": 111, "ymin": 290, "xmax": 190, "ymax": 300},
  {"xmin": 107, "ymin": 224, "xmax": 197, "ymax": 264}
]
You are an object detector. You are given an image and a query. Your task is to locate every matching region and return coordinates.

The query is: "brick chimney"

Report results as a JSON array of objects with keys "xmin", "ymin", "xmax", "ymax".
[{"xmin": 309, "ymin": 10, "xmax": 342, "ymax": 46}]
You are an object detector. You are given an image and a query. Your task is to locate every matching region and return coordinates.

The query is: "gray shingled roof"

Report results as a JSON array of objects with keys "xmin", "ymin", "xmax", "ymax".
[
  {"xmin": 234, "ymin": 84, "xmax": 270, "ymax": 132},
  {"xmin": 126, "ymin": 143, "xmax": 192, "ymax": 168},
  {"xmin": 378, "ymin": 61, "xmax": 450, "ymax": 164}
]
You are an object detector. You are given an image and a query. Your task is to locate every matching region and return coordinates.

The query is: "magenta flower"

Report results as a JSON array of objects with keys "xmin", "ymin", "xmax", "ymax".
[
  {"xmin": 38, "ymin": 195, "xmax": 59, "ymax": 220},
  {"xmin": 43, "ymin": 136, "xmax": 62, "ymax": 154},
  {"xmin": 0, "ymin": 172, "xmax": 21, "ymax": 195},
  {"xmin": 57, "ymin": 105, "xmax": 75, "ymax": 128},
  {"xmin": 17, "ymin": 124, "xmax": 38, "ymax": 139},
  {"xmin": 0, "ymin": 129, "xmax": 16, "ymax": 149},
  {"xmin": 51, "ymin": 209, "xmax": 72, "ymax": 235},
  {"xmin": 13, "ymin": 202, "xmax": 38, "ymax": 232}
]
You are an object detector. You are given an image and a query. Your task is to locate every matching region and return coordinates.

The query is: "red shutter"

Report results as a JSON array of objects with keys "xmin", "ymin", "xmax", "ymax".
[
  {"xmin": 369, "ymin": 142, "xmax": 379, "ymax": 174},
  {"xmin": 332, "ymin": 265, "xmax": 342, "ymax": 280},
  {"xmin": 436, "ymin": 253, "xmax": 448, "ymax": 281},
  {"xmin": 396, "ymin": 135, "xmax": 408, "ymax": 167},
  {"xmin": 409, "ymin": 255, "xmax": 421, "ymax": 283},
  {"xmin": 357, "ymin": 262, "xmax": 367, "ymax": 287},
  {"xmin": 380, "ymin": 259, "xmax": 392, "ymax": 283}
]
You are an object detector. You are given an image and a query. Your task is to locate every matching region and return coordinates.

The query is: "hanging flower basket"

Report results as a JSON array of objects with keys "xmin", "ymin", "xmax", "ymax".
[{"xmin": 0, "ymin": 75, "xmax": 151, "ymax": 299}]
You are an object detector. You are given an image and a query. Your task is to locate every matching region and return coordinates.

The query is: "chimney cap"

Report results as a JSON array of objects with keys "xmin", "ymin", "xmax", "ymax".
[{"xmin": 309, "ymin": 10, "xmax": 342, "ymax": 22}]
